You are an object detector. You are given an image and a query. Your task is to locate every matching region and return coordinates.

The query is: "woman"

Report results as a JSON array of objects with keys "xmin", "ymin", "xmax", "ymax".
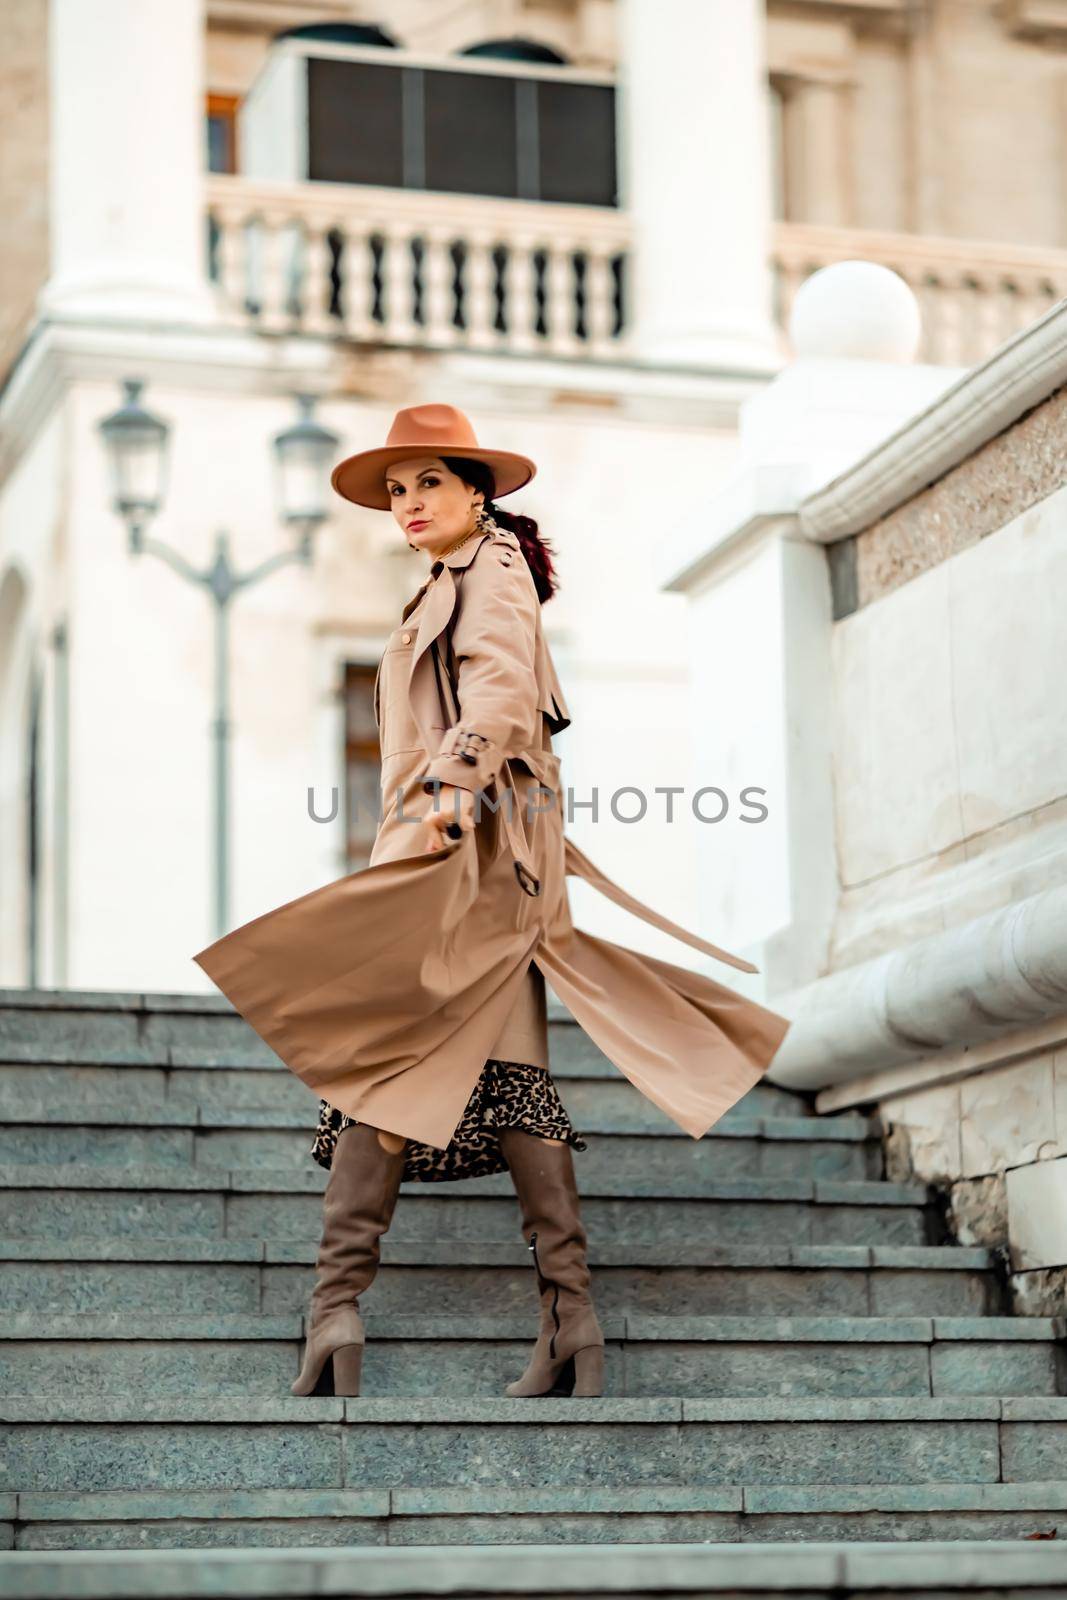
[{"xmin": 192, "ymin": 403, "xmax": 792, "ymax": 1404}]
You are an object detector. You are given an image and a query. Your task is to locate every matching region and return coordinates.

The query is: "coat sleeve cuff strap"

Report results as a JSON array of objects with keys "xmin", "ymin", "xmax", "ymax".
[{"xmin": 420, "ymin": 725, "xmax": 500, "ymax": 793}]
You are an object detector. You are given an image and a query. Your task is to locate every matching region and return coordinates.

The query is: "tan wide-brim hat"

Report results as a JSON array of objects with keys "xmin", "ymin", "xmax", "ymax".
[{"xmin": 331, "ymin": 403, "xmax": 537, "ymax": 510}]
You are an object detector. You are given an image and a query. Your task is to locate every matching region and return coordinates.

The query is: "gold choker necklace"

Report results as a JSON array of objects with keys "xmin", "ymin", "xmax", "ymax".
[{"xmin": 438, "ymin": 527, "xmax": 478, "ymax": 560}]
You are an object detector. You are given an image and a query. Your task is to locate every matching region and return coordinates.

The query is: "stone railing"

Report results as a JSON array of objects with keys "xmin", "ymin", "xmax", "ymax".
[
  {"xmin": 204, "ymin": 179, "xmax": 1067, "ymax": 370},
  {"xmin": 772, "ymin": 221, "xmax": 1067, "ymax": 366},
  {"xmin": 204, "ymin": 175, "xmax": 632, "ymax": 360}
]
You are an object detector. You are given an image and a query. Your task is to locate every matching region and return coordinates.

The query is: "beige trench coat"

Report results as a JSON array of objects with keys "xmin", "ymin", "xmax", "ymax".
[{"xmin": 192, "ymin": 522, "xmax": 792, "ymax": 1150}]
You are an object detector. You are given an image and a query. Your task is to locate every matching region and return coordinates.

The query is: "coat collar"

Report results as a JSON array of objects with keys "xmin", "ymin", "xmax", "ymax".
[{"xmin": 406, "ymin": 527, "xmax": 494, "ymax": 666}]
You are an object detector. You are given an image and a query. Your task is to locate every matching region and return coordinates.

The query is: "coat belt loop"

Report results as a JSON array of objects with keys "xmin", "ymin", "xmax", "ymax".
[{"xmin": 494, "ymin": 763, "xmax": 541, "ymax": 897}]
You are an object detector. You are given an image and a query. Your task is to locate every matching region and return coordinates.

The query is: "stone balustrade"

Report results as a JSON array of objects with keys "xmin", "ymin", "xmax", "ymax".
[
  {"xmin": 204, "ymin": 175, "xmax": 631, "ymax": 360},
  {"xmin": 205, "ymin": 177, "xmax": 1067, "ymax": 370},
  {"xmin": 772, "ymin": 221, "xmax": 1067, "ymax": 366}
]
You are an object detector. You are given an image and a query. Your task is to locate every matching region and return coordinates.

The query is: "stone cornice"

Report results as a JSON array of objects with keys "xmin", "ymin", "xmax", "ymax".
[
  {"xmin": 798, "ymin": 298, "xmax": 1067, "ymax": 544},
  {"xmin": 0, "ymin": 315, "xmax": 759, "ymax": 496},
  {"xmin": 768, "ymin": 881, "xmax": 1067, "ymax": 1093}
]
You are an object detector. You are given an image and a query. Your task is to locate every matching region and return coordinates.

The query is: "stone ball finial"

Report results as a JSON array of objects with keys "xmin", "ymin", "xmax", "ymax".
[{"xmin": 789, "ymin": 260, "xmax": 922, "ymax": 363}]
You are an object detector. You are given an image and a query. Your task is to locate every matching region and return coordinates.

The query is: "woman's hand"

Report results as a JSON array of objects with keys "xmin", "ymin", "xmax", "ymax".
[{"xmin": 423, "ymin": 783, "xmax": 477, "ymax": 852}]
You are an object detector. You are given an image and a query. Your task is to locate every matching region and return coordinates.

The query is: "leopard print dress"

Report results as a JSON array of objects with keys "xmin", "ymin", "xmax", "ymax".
[{"xmin": 310, "ymin": 1060, "xmax": 587, "ymax": 1182}]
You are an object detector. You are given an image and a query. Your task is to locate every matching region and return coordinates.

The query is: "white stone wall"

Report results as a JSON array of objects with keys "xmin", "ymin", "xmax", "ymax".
[
  {"xmin": 882, "ymin": 1053, "xmax": 1067, "ymax": 1199},
  {"xmin": 830, "ymin": 481, "xmax": 1067, "ymax": 971},
  {"xmin": 0, "ymin": 399, "xmax": 69, "ymax": 987},
  {"xmin": 879, "ymin": 1047, "xmax": 1067, "ymax": 1310}
]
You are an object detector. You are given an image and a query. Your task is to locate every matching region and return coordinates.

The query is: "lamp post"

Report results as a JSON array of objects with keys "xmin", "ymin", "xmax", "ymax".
[{"xmin": 98, "ymin": 381, "xmax": 339, "ymax": 939}]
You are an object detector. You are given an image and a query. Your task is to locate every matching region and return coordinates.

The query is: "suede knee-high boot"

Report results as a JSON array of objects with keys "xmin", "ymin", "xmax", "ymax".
[
  {"xmin": 497, "ymin": 1127, "xmax": 604, "ymax": 1397},
  {"xmin": 291, "ymin": 1121, "xmax": 408, "ymax": 1397}
]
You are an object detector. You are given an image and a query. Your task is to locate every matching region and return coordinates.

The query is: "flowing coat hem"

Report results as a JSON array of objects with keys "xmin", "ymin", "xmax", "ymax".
[{"xmin": 193, "ymin": 828, "xmax": 793, "ymax": 1151}]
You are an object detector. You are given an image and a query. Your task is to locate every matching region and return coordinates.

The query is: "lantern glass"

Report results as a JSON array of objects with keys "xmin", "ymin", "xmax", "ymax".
[
  {"xmin": 98, "ymin": 379, "xmax": 170, "ymax": 524},
  {"xmin": 274, "ymin": 394, "xmax": 339, "ymax": 529}
]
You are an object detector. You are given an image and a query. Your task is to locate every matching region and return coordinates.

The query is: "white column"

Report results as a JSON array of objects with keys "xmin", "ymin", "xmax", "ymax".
[
  {"xmin": 41, "ymin": 0, "xmax": 215, "ymax": 324},
  {"xmin": 797, "ymin": 80, "xmax": 851, "ymax": 228},
  {"xmin": 617, "ymin": 0, "xmax": 780, "ymax": 371}
]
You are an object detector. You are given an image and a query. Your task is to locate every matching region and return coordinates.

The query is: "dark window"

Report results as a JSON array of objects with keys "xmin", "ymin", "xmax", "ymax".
[
  {"xmin": 308, "ymin": 58, "xmax": 404, "ymax": 188},
  {"xmin": 423, "ymin": 69, "xmax": 517, "ymax": 198},
  {"xmin": 206, "ymin": 93, "xmax": 239, "ymax": 175},
  {"xmin": 302, "ymin": 54, "xmax": 617, "ymax": 207},
  {"xmin": 343, "ymin": 662, "xmax": 381, "ymax": 870},
  {"xmin": 537, "ymin": 79, "xmax": 616, "ymax": 206}
]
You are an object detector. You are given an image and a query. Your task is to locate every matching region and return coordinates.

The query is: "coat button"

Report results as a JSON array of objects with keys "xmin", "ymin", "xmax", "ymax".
[{"xmin": 402, "ymin": 631, "xmax": 411, "ymax": 644}]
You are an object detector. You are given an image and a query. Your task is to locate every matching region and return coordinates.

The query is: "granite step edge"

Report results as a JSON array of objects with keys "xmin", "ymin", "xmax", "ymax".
[
  {"xmin": 0, "ymin": 1393, "xmax": 1036, "ymax": 1421},
  {"xmin": 0, "ymin": 1311, "xmax": 1058, "ymax": 1343},
  {"xmin": 0, "ymin": 1165, "xmax": 928, "ymax": 1205},
  {"xmin": 2, "ymin": 1539, "xmax": 1067, "ymax": 1600},
  {"xmin": 0, "ymin": 1237, "xmax": 995, "ymax": 1270},
  {"xmin": 13, "ymin": 1481, "xmax": 1067, "ymax": 1522}
]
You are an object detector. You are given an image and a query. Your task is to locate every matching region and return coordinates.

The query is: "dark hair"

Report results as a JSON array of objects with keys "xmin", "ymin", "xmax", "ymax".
[{"xmin": 440, "ymin": 455, "xmax": 559, "ymax": 605}]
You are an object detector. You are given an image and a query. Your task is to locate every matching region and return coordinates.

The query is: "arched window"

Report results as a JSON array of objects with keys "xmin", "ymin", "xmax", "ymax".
[
  {"xmin": 277, "ymin": 22, "xmax": 397, "ymax": 49},
  {"xmin": 460, "ymin": 38, "xmax": 568, "ymax": 65}
]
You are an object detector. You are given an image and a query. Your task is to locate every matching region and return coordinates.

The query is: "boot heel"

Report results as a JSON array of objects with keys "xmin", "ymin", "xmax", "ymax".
[
  {"xmin": 572, "ymin": 1343, "xmax": 603, "ymax": 1397},
  {"xmin": 330, "ymin": 1341, "xmax": 364, "ymax": 1397}
]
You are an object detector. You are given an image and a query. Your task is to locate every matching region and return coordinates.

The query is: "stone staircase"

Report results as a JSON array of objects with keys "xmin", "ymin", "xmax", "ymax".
[{"xmin": 0, "ymin": 986, "xmax": 1065, "ymax": 1588}]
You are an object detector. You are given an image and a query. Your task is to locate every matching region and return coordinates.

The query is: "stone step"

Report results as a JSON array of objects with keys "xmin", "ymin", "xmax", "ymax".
[
  {"xmin": 0, "ymin": 1102, "xmax": 879, "ymax": 1181},
  {"xmin": 3, "ymin": 1394, "xmax": 1065, "ymax": 1496},
  {"xmin": 0, "ymin": 1064, "xmax": 808, "ymax": 1135},
  {"xmin": 0, "ymin": 1165, "xmax": 933, "ymax": 1248},
  {"xmin": 6, "ymin": 1483, "xmax": 1067, "ymax": 1552},
  {"xmin": 0, "ymin": 1312, "xmax": 1061, "ymax": 1400},
  {"xmin": 2, "ymin": 1539, "xmax": 1066, "ymax": 1596},
  {"xmin": 0, "ymin": 1237, "xmax": 1004, "ymax": 1317},
  {"xmin": 0, "ymin": 987, "xmax": 813, "ymax": 1118}
]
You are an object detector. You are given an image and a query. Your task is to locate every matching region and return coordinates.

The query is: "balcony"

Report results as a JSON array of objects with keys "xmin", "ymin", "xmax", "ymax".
[
  {"xmin": 205, "ymin": 175, "xmax": 630, "ymax": 361},
  {"xmin": 205, "ymin": 175, "xmax": 1067, "ymax": 369}
]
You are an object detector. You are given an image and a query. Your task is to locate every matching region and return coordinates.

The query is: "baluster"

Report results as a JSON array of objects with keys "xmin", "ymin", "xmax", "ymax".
[
  {"xmin": 972, "ymin": 272, "xmax": 1002, "ymax": 362},
  {"xmin": 768, "ymin": 248, "xmax": 787, "ymax": 330},
  {"xmin": 215, "ymin": 208, "xmax": 249, "ymax": 323},
  {"xmin": 381, "ymin": 225, "xmax": 418, "ymax": 343},
  {"xmin": 423, "ymin": 227, "xmax": 458, "ymax": 348},
  {"xmin": 1013, "ymin": 272, "xmax": 1043, "ymax": 334},
  {"xmin": 505, "ymin": 236, "xmax": 539, "ymax": 354},
  {"xmin": 584, "ymin": 241, "xmax": 616, "ymax": 355},
  {"xmin": 933, "ymin": 272, "xmax": 963, "ymax": 366},
  {"xmin": 463, "ymin": 229, "xmax": 498, "ymax": 350},
  {"xmin": 892, "ymin": 264, "xmax": 926, "ymax": 359},
  {"xmin": 910, "ymin": 273, "xmax": 934, "ymax": 364},
  {"xmin": 301, "ymin": 220, "xmax": 335, "ymax": 337},
  {"xmin": 545, "ymin": 240, "xmax": 578, "ymax": 357},
  {"xmin": 776, "ymin": 262, "xmax": 804, "ymax": 352},
  {"xmin": 258, "ymin": 210, "xmax": 295, "ymax": 334},
  {"xmin": 340, "ymin": 223, "xmax": 375, "ymax": 342}
]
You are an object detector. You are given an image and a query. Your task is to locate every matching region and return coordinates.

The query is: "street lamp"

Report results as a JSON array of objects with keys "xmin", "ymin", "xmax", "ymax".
[
  {"xmin": 274, "ymin": 393, "xmax": 340, "ymax": 548},
  {"xmin": 98, "ymin": 381, "xmax": 339, "ymax": 939},
  {"xmin": 97, "ymin": 379, "xmax": 170, "ymax": 549}
]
